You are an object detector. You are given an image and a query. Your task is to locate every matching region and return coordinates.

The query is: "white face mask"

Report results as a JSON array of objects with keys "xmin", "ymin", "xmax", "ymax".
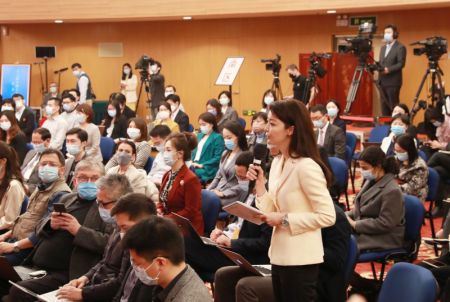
[
  {"xmin": 219, "ymin": 97, "xmax": 230, "ymax": 106},
  {"xmin": 0, "ymin": 121, "xmax": 11, "ymax": 131},
  {"xmin": 157, "ymin": 111, "xmax": 170, "ymax": 120},
  {"xmin": 49, "ymin": 86, "xmax": 57, "ymax": 93},
  {"xmin": 127, "ymin": 127, "xmax": 141, "ymax": 140},
  {"xmin": 73, "ymin": 70, "xmax": 81, "ymax": 77},
  {"xmin": 15, "ymin": 100, "xmax": 23, "ymax": 109},
  {"xmin": 123, "ymin": 68, "xmax": 131, "ymax": 75},
  {"xmin": 170, "ymin": 105, "xmax": 178, "ymax": 113}
]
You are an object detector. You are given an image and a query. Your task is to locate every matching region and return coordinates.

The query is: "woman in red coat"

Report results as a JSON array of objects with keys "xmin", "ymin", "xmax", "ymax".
[{"xmin": 159, "ymin": 132, "xmax": 204, "ymax": 235}]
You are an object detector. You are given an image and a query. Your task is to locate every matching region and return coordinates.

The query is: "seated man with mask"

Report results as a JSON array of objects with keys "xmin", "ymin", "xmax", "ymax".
[
  {"xmin": 64, "ymin": 127, "xmax": 93, "ymax": 189},
  {"xmin": 57, "ymin": 192, "xmax": 156, "ymax": 302},
  {"xmin": 4, "ymin": 162, "xmax": 123, "ymax": 302}
]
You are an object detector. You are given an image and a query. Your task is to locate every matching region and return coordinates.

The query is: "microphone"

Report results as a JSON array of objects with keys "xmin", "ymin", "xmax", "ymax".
[
  {"xmin": 33, "ymin": 62, "xmax": 44, "ymax": 65},
  {"xmin": 54, "ymin": 67, "xmax": 68, "ymax": 74},
  {"xmin": 248, "ymin": 143, "xmax": 269, "ymax": 193}
]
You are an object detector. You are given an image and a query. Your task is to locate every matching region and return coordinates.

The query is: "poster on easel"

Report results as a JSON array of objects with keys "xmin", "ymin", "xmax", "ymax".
[
  {"xmin": 1, "ymin": 64, "xmax": 31, "ymax": 106},
  {"xmin": 215, "ymin": 57, "xmax": 244, "ymax": 86}
]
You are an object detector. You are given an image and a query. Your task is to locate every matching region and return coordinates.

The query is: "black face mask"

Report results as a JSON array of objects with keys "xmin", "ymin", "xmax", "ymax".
[{"xmin": 289, "ymin": 74, "xmax": 296, "ymax": 80}]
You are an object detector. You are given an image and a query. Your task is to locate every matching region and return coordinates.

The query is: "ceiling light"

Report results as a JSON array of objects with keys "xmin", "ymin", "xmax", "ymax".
[
  {"xmin": 326, "ymin": 10, "xmax": 337, "ymax": 14},
  {"xmin": 182, "ymin": 16, "xmax": 192, "ymax": 20},
  {"xmin": 54, "ymin": 20, "xmax": 64, "ymax": 23}
]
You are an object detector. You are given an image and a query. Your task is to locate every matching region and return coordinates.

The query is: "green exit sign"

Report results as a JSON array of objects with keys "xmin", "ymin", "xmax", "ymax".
[{"xmin": 350, "ymin": 16, "xmax": 377, "ymax": 27}]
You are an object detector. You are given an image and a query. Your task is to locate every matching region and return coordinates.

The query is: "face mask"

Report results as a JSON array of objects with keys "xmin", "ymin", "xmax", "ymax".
[
  {"xmin": 98, "ymin": 207, "xmax": 115, "ymax": 224},
  {"xmin": 219, "ymin": 97, "xmax": 230, "ymax": 106},
  {"xmin": 390, "ymin": 125, "xmax": 405, "ymax": 136},
  {"xmin": 224, "ymin": 139, "xmax": 236, "ymax": 151},
  {"xmin": 208, "ymin": 109, "xmax": 217, "ymax": 116},
  {"xmin": 432, "ymin": 121, "xmax": 442, "ymax": 127},
  {"xmin": 73, "ymin": 70, "xmax": 81, "ymax": 77},
  {"xmin": 163, "ymin": 151, "xmax": 177, "ymax": 167},
  {"xmin": 361, "ymin": 169, "xmax": 376, "ymax": 181},
  {"xmin": 170, "ymin": 105, "xmax": 178, "ymax": 113},
  {"xmin": 45, "ymin": 105, "xmax": 54, "ymax": 116},
  {"xmin": 0, "ymin": 121, "xmax": 11, "ymax": 131},
  {"xmin": 200, "ymin": 125, "xmax": 211, "ymax": 135},
  {"xmin": 157, "ymin": 111, "xmax": 170, "ymax": 120},
  {"xmin": 108, "ymin": 109, "xmax": 117, "ymax": 118},
  {"xmin": 151, "ymin": 65, "xmax": 158, "ymax": 73},
  {"xmin": 395, "ymin": 151, "xmax": 409, "ymax": 162},
  {"xmin": 117, "ymin": 152, "xmax": 132, "ymax": 166},
  {"xmin": 313, "ymin": 119, "xmax": 324, "ymax": 129},
  {"xmin": 132, "ymin": 260, "xmax": 159, "ymax": 286},
  {"xmin": 77, "ymin": 182, "xmax": 98, "ymax": 200},
  {"xmin": 327, "ymin": 108, "xmax": 338, "ymax": 118},
  {"xmin": 63, "ymin": 103, "xmax": 74, "ymax": 113},
  {"xmin": 38, "ymin": 165, "xmax": 59, "ymax": 183},
  {"xmin": 384, "ymin": 32, "xmax": 393, "ymax": 43},
  {"xmin": 1, "ymin": 106, "xmax": 13, "ymax": 111},
  {"xmin": 238, "ymin": 179, "xmax": 249, "ymax": 190},
  {"xmin": 264, "ymin": 96, "xmax": 274, "ymax": 106},
  {"xmin": 127, "ymin": 128, "xmax": 141, "ymax": 140},
  {"xmin": 123, "ymin": 68, "xmax": 131, "ymax": 75},
  {"xmin": 33, "ymin": 143, "xmax": 46, "ymax": 153},
  {"xmin": 119, "ymin": 232, "xmax": 125, "ymax": 240},
  {"xmin": 15, "ymin": 100, "xmax": 23, "ymax": 109},
  {"xmin": 156, "ymin": 144, "xmax": 165, "ymax": 153},
  {"xmin": 76, "ymin": 113, "xmax": 86, "ymax": 124},
  {"xmin": 66, "ymin": 144, "xmax": 81, "ymax": 156},
  {"xmin": 49, "ymin": 86, "xmax": 57, "ymax": 93},
  {"xmin": 256, "ymin": 133, "xmax": 265, "ymax": 143},
  {"xmin": 164, "ymin": 91, "xmax": 173, "ymax": 98}
]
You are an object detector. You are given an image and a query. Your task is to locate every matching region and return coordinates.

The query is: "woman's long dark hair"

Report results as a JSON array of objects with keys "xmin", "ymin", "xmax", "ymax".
[
  {"xmin": 0, "ymin": 111, "xmax": 23, "ymax": 142},
  {"xmin": 104, "ymin": 99, "xmax": 123, "ymax": 127},
  {"xmin": 121, "ymin": 63, "xmax": 133, "ymax": 81},
  {"xmin": 0, "ymin": 141, "xmax": 24, "ymax": 200},
  {"xmin": 269, "ymin": 99, "xmax": 333, "ymax": 187},
  {"xmin": 221, "ymin": 121, "xmax": 248, "ymax": 162},
  {"xmin": 394, "ymin": 134, "xmax": 418, "ymax": 164},
  {"xmin": 359, "ymin": 146, "xmax": 399, "ymax": 175}
]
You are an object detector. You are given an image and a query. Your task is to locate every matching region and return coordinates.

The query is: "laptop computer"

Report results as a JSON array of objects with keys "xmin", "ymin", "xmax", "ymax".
[
  {"xmin": 0, "ymin": 256, "xmax": 36, "ymax": 282},
  {"xmin": 217, "ymin": 246, "xmax": 272, "ymax": 277},
  {"xmin": 170, "ymin": 212, "xmax": 218, "ymax": 246},
  {"xmin": 9, "ymin": 281, "xmax": 71, "ymax": 302}
]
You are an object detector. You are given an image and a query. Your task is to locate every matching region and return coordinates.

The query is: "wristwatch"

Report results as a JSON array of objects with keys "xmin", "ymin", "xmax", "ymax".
[
  {"xmin": 281, "ymin": 214, "xmax": 289, "ymax": 227},
  {"xmin": 13, "ymin": 242, "xmax": 20, "ymax": 253}
]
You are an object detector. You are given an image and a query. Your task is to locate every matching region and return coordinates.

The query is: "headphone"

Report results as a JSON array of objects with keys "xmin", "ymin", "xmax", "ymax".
[{"xmin": 385, "ymin": 24, "xmax": 399, "ymax": 39}]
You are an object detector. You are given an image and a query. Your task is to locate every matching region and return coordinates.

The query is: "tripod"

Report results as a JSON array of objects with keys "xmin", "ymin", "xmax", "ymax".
[
  {"xmin": 271, "ymin": 74, "xmax": 283, "ymax": 100},
  {"xmin": 410, "ymin": 59, "xmax": 445, "ymax": 121},
  {"xmin": 136, "ymin": 73, "xmax": 151, "ymax": 117}
]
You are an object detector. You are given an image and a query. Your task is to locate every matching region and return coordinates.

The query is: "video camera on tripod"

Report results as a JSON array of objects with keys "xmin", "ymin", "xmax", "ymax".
[
  {"xmin": 261, "ymin": 54, "xmax": 281, "ymax": 77},
  {"xmin": 343, "ymin": 23, "xmax": 377, "ymax": 64},
  {"xmin": 135, "ymin": 55, "xmax": 156, "ymax": 80},
  {"xmin": 411, "ymin": 36, "xmax": 448, "ymax": 61},
  {"xmin": 308, "ymin": 52, "xmax": 330, "ymax": 78}
]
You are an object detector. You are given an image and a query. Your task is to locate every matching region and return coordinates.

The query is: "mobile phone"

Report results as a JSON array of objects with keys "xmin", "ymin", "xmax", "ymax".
[{"xmin": 53, "ymin": 203, "xmax": 67, "ymax": 214}]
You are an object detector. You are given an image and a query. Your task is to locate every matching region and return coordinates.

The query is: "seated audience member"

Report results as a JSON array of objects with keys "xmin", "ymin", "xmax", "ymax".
[
  {"xmin": 122, "ymin": 217, "xmax": 212, "ymax": 301},
  {"xmin": 0, "ymin": 110, "xmax": 28, "ymax": 164},
  {"xmin": 150, "ymin": 101, "xmax": 180, "ymax": 133},
  {"xmin": 428, "ymin": 149, "xmax": 450, "ymax": 215},
  {"xmin": 106, "ymin": 117, "xmax": 151, "ymax": 171},
  {"xmin": 207, "ymin": 121, "xmax": 249, "ymax": 206},
  {"xmin": 3, "ymin": 172, "xmax": 130, "ymax": 302},
  {"xmin": 0, "ymin": 149, "xmax": 70, "ymax": 265},
  {"xmin": 147, "ymin": 125, "xmax": 172, "ymax": 186},
  {"xmin": 217, "ymin": 90, "xmax": 239, "ymax": 130},
  {"xmin": 326, "ymin": 99, "xmax": 346, "ymax": 132},
  {"xmin": 423, "ymin": 107, "xmax": 450, "ymax": 154},
  {"xmin": 186, "ymin": 151, "xmax": 272, "ymax": 274},
  {"xmin": 310, "ymin": 104, "xmax": 346, "ymax": 159},
  {"xmin": 165, "ymin": 85, "xmax": 186, "ymax": 112},
  {"xmin": 1, "ymin": 98, "xmax": 15, "ymax": 112},
  {"xmin": 42, "ymin": 82, "xmax": 61, "ymax": 107},
  {"xmin": 392, "ymin": 103, "xmax": 418, "ymax": 138},
  {"xmin": 260, "ymin": 89, "xmax": 277, "ymax": 113},
  {"xmin": 64, "ymin": 128, "xmax": 91, "ymax": 189},
  {"xmin": 21, "ymin": 128, "xmax": 52, "ymax": 194},
  {"xmin": 346, "ymin": 146, "xmax": 404, "ymax": 251},
  {"xmin": 67, "ymin": 88, "xmax": 81, "ymax": 103},
  {"xmin": 12, "ymin": 94, "xmax": 36, "ymax": 142},
  {"xmin": 42, "ymin": 97, "xmax": 69, "ymax": 150},
  {"xmin": 247, "ymin": 112, "xmax": 268, "ymax": 150},
  {"xmin": 206, "ymin": 98, "xmax": 224, "ymax": 130},
  {"xmin": 112, "ymin": 92, "xmax": 136, "ymax": 120},
  {"xmin": 107, "ymin": 140, "xmax": 159, "ymax": 202},
  {"xmin": 0, "ymin": 142, "xmax": 26, "ymax": 232},
  {"xmin": 191, "ymin": 112, "xmax": 225, "ymax": 184},
  {"xmin": 394, "ymin": 134, "xmax": 428, "ymax": 202},
  {"xmin": 159, "ymin": 132, "xmax": 204, "ymax": 235},
  {"xmin": 167, "ymin": 94, "xmax": 190, "ymax": 132},
  {"xmin": 75, "ymin": 104, "xmax": 103, "ymax": 162},
  {"xmin": 381, "ymin": 114, "xmax": 413, "ymax": 155},
  {"xmin": 60, "ymin": 93, "xmax": 80, "ymax": 129},
  {"xmin": 214, "ymin": 204, "xmax": 351, "ymax": 302},
  {"xmin": 57, "ymin": 192, "xmax": 156, "ymax": 302},
  {"xmin": 103, "ymin": 98, "xmax": 128, "ymax": 139}
]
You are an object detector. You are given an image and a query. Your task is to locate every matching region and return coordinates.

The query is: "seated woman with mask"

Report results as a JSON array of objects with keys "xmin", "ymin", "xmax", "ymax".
[
  {"xmin": 381, "ymin": 114, "xmax": 413, "ymax": 156},
  {"xmin": 247, "ymin": 112, "xmax": 268, "ymax": 151}
]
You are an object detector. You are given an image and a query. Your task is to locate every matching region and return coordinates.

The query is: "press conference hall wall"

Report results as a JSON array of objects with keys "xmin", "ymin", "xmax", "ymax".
[{"xmin": 1, "ymin": 6, "xmax": 449, "ymax": 123}]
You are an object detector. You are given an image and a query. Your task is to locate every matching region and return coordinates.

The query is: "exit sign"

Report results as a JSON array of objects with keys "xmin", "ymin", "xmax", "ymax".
[{"xmin": 350, "ymin": 16, "xmax": 377, "ymax": 27}]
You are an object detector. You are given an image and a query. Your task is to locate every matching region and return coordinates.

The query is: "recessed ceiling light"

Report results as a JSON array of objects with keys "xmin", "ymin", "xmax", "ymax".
[
  {"xmin": 54, "ymin": 20, "xmax": 64, "ymax": 23},
  {"xmin": 327, "ymin": 10, "xmax": 337, "ymax": 14},
  {"xmin": 182, "ymin": 16, "xmax": 192, "ymax": 20}
]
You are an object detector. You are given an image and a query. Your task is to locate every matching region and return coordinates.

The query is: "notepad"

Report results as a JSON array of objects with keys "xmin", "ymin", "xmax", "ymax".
[{"xmin": 223, "ymin": 201, "xmax": 264, "ymax": 225}]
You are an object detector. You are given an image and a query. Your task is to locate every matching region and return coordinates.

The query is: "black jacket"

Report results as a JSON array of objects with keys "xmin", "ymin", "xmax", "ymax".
[
  {"xmin": 332, "ymin": 117, "xmax": 347, "ymax": 133},
  {"xmin": 149, "ymin": 73, "xmax": 165, "ymax": 109},
  {"xmin": 104, "ymin": 115, "xmax": 128, "ymax": 139},
  {"xmin": 378, "ymin": 41, "xmax": 407, "ymax": 87},
  {"xmin": 112, "ymin": 261, "xmax": 155, "ymax": 302},
  {"xmin": 17, "ymin": 107, "xmax": 36, "ymax": 142},
  {"xmin": 174, "ymin": 110, "xmax": 190, "ymax": 133},
  {"xmin": 9, "ymin": 133, "xmax": 28, "ymax": 165},
  {"xmin": 122, "ymin": 106, "xmax": 136, "ymax": 120}
]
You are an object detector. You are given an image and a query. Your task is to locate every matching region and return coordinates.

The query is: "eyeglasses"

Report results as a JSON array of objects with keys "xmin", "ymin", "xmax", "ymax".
[
  {"xmin": 76, "ymin": 176, "xmax": 100, "ymax": 183},
  {"xmin": 97, "ymin": 200, "xmax": 116, "ymax": 209}
]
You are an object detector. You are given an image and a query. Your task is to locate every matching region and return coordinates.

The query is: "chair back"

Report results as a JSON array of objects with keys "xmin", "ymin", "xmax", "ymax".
[
  {"xmin": 26, "ymin": 143, "xmax": 34, "ymax": 153},
  {"xmin": 403, "ymin": 194, "xmax": 425, "ymax": 243},
  {"xmin": 345, "ymin": 132, "xmax": 357, "ymax": 154},
  {"xmin": 100, "ymin": 137, "xmax": 115, "ymax": 163},
  {"xmin": 368, "ymin": 125, "xmax": 390, "ymax": 143},
  {"xmin": 328, "ymin": 157, "xmax": 348, "ymax": 193},
  {"xmin": 187, "ymin": 124, "xmax": 194, "ymax": 132},
  {"xmin": 144, "ymin": 156, "xmax": 154, "ymax": 174},
  {"xmin": 20, "ymin": 196, "xmax": 29, "ymax": 215},
  {"xmin": 238, "ymin": 118, "xmax": 246, "ymax": 129},
  {"xmin": 201, "ymin": 189, "xmax": 221, "ymax": 235},
  {"xmin": 418, "ymin": 150, "xmax": 428, "ymax": 162},
  {"xmin": 344, "ymin": 235, "xmax": 359, "ymax": 286},
  {"xmin": 426, "ymin": 167, "xmax": 440, "ymax": 202},
  {"xmin": 378, "ymin": 263, "xmax": 438, "ymax": 302}
]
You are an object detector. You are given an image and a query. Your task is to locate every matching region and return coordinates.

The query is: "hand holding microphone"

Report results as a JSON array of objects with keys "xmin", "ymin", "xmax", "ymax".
[{"xmin": 247, "ymin": 143, "xmax": 268, "ymax": 196}]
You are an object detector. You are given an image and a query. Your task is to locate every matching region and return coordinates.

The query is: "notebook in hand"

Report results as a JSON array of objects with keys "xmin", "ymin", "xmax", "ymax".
[{"xmin": 222, "ymin": 201, "xmax": 264, "ymax": 225}]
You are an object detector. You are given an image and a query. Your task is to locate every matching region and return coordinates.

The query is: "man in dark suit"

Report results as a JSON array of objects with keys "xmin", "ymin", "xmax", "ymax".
[
  {"xmin": 166, "ymin": 94, "xmax": 190, "ymax": 132},
  {"xmin": 310, "ymin": 104, "xmax": 346, "ymax": 160},
  {"xmin": 378, "ymin": 24, "xmax": 407, "ymax": 116},
  {"xmin": 148, "ymin": 61, "xmax": 165, "ymax": 119},
  {"xmin": 13, "ymin": 93, "xmax": 36, "ymax": 142}
]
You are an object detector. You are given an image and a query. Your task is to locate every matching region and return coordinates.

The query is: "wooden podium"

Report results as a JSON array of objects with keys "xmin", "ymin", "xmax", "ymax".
[{"xmin": 299, "ymin": 52, "xmax": 373, "ymax": 116}]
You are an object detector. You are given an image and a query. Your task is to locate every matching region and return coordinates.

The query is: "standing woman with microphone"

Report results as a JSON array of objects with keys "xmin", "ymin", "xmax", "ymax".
[{"xmin": 248, "ymin": 99, "xmax": 336, "ymax": 302}]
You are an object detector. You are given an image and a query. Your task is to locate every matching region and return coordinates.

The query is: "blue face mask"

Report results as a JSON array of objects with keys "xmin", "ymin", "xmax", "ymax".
[
  {"xmin": 361, "ymin": 169, "xmax": 376, "ymax": 181},
  {"xmin": 38, "ymin": 165, "xmax": 59, "ymax": 183},
  {"xmin": 98, "ymin": 207, "xmax": 115, "ymax": 224},
  {"xmin": 77, "ymin": 182, "xmax": 98, "ymax": 200},
  {"xmin": 208, "ymin": 109, "xmax": 217, "ymax": 116},
  {"xmin": 66, "ymin": 144, "xmax": 81, "ymax": 156},
  {"xmin": 33, "ymin": 143, "xmax": 46, "ymax": 154},
  {"xmin": 108, "ymin": 110, "xmax": 117, "ymax": 118},
  {"xmin": 313, "ymin": 119, "xmax": 324, "ymax": 129},
  {"xmin": 327, "ymin": 108, "xmax": 338, "ymax": 118},
  {"xmin": 224, "ymin": 139, "xmax": 236, "ymax": 151},
  {"xmin": 63, "ymin": 103, "xmax": 73, "ymax": 113},
  {"xmin": 395, "ymin": 151, "xmax": 409, "ymax": 162},
  {"xmin": 163, "ymin": 152, "xmax": 176, "ymax": 167},
  {"xmin": 391, "ymin": 125, "xmax": 406, "ymax": 136},
  {"xmin": 200, "ymin": 125, "xmax": 211, "ymax": 135}
]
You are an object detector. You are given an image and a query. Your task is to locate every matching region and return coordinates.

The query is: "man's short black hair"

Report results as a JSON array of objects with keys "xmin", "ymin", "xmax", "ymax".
[
  {"xmin": 48, "ymin": 97, "xmax": 62, "ymax": 107},
  {"xmin": 150, "ymin": 125, "xmax": 171, "ymax": 139},
  {"xmin": 12, "ymin": 93, "xmax": 24, "ymax": 100},
  {"xmin": 310, "ymin": 104, "xmax": 327, "ymax": 116},
  {"xmin": 153, "ymin": 61, "xmax": 162, "ymax": 69},
  {"xmin": 66, "ymin": 127, "xmax": 88, "ymax": 143},
  {"xmin": 122, "ymin": 216, "xmax": 185, "ymax": 265},
  {"xmin": 111, "ymin": 193, "xmax": 156, "ymax": 220},
  {"xmin": 235, "ymin": 151, "xmax": 254, "ymax": 168},
  {"xmin": 165, "ymin": 94, "xmax": 180, "ymax": 104},
  {"xmin": 61, "ymin": 93, "xmax": 76, "ymax": 102},
  {"xmin": 40, "ymin": 148, "xmax": 65, "ymax": 166},
  {"xmin": 71, "ymin": 63, "xmax": 82, "ymax": 69},
  {"xmin": 33, "ymin": 127, "xmax": 51, "ymax": 141},
  {"xmin": 69, "ymin": 88, "xmax": 81, "ymax": 97}
]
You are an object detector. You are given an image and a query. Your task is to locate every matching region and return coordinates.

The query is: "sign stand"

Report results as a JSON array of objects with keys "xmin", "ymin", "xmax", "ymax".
[{"xmin": 215, "ymin": 57, "xmax": 244, "ymax": 95}]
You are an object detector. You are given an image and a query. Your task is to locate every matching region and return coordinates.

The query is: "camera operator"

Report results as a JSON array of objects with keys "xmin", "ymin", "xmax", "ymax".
[
  {"xmin": 378, "ymin": 24, "xmax": 407, "ymax": 116},
  {"xmin": 147, "ymin": 61, "xmax": 165, "ymax": 120},
  {"xmin": 286, "ymin": 64, "xmax": 315, "ymax": 107}
]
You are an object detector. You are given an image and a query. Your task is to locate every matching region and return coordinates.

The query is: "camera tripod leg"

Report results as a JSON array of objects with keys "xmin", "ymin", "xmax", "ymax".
[
  {"xmin": 344, "ymin": 65, "xmax": 364, "ymax": 114},
  {"xmin": 410, "ymin": 69, "xmax": 431, "ymax": 121},
  {"xmin": 271, "ymin": 77, "xmax": 283, "ymax": 100}
]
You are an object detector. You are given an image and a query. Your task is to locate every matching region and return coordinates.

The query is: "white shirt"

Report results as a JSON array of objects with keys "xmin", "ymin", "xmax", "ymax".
[
  {"xmin": 317, "ymin": 121, "xmax": 329, "ymax": 146},
  {"xmin": 147, "ymin": 152, "xmax": 171, "ymax": 185},
  {"xmin": 171, "ymin": 107, "xmax": 181, "ymax": 121},
  {"xmin": 194, "ymin": 134, "xmax": 209, "ymax": 162},
  {"xmin": 385, "ymin": 40, "xmax": 396, "ymax": 58},
  {"xmin": 42, "ymin": 114, "xmax": 69, "ymax": 150},
  {"xmin": 60, "ymin": 110, "xmax": 80, "ymax": 130},
  {"xmin": 15, "ymin": 106, "xmax": 25, "ymax": 121},
  {"xmin": 77, "ymin": 72, "xmax": 89, "ymax": 104},
  {"xmin": 120, "ymin": 74, "xmax": 138, "ymax": 103}
]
